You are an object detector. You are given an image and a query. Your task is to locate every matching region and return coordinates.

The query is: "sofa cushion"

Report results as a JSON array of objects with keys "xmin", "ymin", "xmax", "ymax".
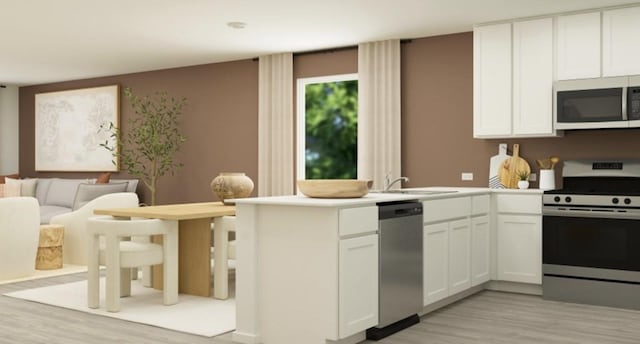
[
  {"xmin": 110, "ymin": 179, "xmax": 139, "ymax": 193},
  {"xmin": 72, "ymin": 182, "xmax": 128, "ymax": 210},
  {"xmin": 40, "ymin": 205, "xmax": 72, "ymax": 224},
  {"xmin": 5, "ymin": 177, "xmax": 38, "ymax": 197},
  {"xmin": 35, "ymin": 178, "xmax": 53, "ymax": 205},
  {"xmin": 44, "ymin": 179, "xmax": 88, "ymax": 208},
  {"xmin": 0, "ymin": 183, "xmax": 21, "ymax": 198},
  {"xmin": 0, "ymin": 173, "xmax": 19, "ymax": 184}
]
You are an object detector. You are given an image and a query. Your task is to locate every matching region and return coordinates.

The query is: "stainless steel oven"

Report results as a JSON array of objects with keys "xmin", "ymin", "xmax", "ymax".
[{"xmin": 542, "ymin": 160, "xmax": 640, "ymax": 310}]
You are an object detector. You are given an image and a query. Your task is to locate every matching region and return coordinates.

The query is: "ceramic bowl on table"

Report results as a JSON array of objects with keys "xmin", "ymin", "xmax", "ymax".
[{"xmin": 297, "ymin": 179, "xmax": 373, "ymax": 198}]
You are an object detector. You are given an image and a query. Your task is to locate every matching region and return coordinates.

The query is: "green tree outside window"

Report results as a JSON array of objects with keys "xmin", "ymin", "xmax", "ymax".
[{"xmin": 304, "ymin": 80, "xmax": 358, "ymax": 179}]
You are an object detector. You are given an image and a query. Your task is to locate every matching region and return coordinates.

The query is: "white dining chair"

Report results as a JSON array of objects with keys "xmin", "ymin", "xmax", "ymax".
[
  {"xmin": 212, "ymin": 215, "xmax": 236, "ymax": 299},
  {"xmin": 87, "ymin": 216, "xmax": 178, "ymax": 312}
]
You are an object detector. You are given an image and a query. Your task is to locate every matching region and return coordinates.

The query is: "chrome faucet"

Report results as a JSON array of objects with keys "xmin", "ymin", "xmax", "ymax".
[{"xmin": 384, "ymin": 174, "xmax": 409, "ymax": 191}]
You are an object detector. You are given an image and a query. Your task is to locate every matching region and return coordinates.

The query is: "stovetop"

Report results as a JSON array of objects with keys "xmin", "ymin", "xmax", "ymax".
[{"xmin": 543, "ymin": 160, "xmax": 640, "ymax": 207}]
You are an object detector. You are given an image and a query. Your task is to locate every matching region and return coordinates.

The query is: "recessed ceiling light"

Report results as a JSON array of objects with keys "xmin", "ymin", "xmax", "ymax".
[{"xmin": 227, "ymin": 22, "xmax": 247, "ymax": 29}]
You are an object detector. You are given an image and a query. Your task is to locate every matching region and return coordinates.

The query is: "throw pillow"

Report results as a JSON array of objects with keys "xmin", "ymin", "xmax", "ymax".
[
  {"xmin": 0, "ymin": 183, "xmax": 21, "ymax": 197},
  {"xmin": 45, "ymin": 179, "xmax": 89, "ymax": 208},
  {"xmin": 96, "ymin": 172, "xmax": 112, "ymax": 184},
  {"xmin": 0, "ymin": 173, "xmax": 19, "ymax": 184},
  {"xmin": 5, "ymin": 177, "xmax": 38, "ymax": 197},
  {"xmin": 72, "ymin": 182, "xmax": 129, "ymax": 210}
]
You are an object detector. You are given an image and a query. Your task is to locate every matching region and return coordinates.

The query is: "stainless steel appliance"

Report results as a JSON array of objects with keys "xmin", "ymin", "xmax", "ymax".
[
  {"xmin": 367, "ymin": 201, "xmax": 423, "ymax": 340},
  {"xmin": 554, "ymin": 76, "xmax": 640, "ymax": 130},
  {"xmin": 542, "ymin": 160, "xmax": 640, "ymax": 310}
]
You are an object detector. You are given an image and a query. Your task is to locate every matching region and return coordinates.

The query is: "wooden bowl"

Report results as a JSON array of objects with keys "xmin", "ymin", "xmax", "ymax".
[{"xmin": 297, "ymin": 179, "xmax": 373, "ymax": 198}]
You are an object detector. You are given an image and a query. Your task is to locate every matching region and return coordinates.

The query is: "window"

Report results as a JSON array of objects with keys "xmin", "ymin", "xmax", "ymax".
[{"xmin": 296, "ymin": 74, "xmax": 358, "ymax": 180}]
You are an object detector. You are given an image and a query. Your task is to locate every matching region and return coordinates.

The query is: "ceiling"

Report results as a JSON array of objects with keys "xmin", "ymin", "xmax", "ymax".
[{"xmin": 2, "ymin": 0, "xmax": 638, "ymax": 86}]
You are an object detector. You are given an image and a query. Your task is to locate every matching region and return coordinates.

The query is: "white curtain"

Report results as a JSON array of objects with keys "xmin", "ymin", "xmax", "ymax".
[
  {"xmin": 258, "ymin": 53, "xmax": 294, "ymax": 196},
  {"xmin": 357, "ymin": 40, "xmax": 402, "ymax": 190}
]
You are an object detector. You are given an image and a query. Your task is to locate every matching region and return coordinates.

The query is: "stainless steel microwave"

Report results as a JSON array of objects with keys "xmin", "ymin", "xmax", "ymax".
[{"xmin": 554, "ymin": 76, "xmax": 640, "ymax": 130}]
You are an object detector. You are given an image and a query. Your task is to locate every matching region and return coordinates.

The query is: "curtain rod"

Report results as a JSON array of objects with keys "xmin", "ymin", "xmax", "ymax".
[{"xmin": 251, "ymin": 39, "xmax": 412, "ymax": 61}]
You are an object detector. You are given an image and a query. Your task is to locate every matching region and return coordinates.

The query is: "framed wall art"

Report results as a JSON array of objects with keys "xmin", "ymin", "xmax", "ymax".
[{"xmin": 35, "ymin": 85, "xmax": 120, "ymax": 171}]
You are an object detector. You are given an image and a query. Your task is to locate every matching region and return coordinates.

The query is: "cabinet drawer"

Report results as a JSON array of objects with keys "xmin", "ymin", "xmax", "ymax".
[
  {"xmin": 423, "ymin": 197, "xmax": 471, "ymax": 223},
  {"xmin": 496, "ymin": 194, "xmax": 542, "ymax": 214},
  {"xmin": 339, "ymin": 206, "xmax": 378, "ymax": 236},
  {"xmin": 471, "ymin": 195, "xmax": 490, "ymax": 215}
]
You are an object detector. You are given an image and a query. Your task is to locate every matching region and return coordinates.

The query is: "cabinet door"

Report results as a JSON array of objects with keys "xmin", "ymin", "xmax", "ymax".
[
  {"xmin": 471, "ymin": 214, "xmax": 491, "ymax": 286},
  {"xmin": 497, "ymin": 214, "xmax": 542, "ymax": 284},
  {"xmin": 557, "ymin": 12, "xmax": 601, "ymax": 80},
  {"xmin": 423, "ymin": 222, "xmax": 449, "ymax": 306},
  {"xmin": 448, "ymin": 218, "xmax": 471, "ymax": 295},
  {"xmin": 512, "ymin": 18, "xmax": 554, "ymax": 136},
  {"xmin": 339, "ymin": 235, "xmax": 378, "ymax": 338},
  {"xmin": 603, "ymin": 7, "xmax": 640, "ymax": 77},
  {"xmin": 473, "ymin": 23, "xmax": 512, "ymax": 138}
]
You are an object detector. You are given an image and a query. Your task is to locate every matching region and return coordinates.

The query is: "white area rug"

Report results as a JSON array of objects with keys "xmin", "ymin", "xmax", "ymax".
[
  {"xmin": 4, "ymin": 277, "xmax": 235, "ymax": 337},
  {"xmin": 0, "ymin": 264, "xmax": 87, "ymax": 285}
]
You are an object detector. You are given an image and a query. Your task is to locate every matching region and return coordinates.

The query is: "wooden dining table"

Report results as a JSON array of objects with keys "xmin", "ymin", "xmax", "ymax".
[{"xmin": 94, "ymin": 202, "xmax": 235, "ymax": 297}]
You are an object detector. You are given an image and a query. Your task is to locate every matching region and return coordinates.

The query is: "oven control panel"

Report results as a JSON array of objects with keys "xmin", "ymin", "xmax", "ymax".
[{"xmin": 543, "ymin": 194, "xmax": 638, "ymax": 208}]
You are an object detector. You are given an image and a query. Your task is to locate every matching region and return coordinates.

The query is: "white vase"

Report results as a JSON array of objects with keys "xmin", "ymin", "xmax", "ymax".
[
  {"xmin": 517, "ymin": 180, "xmax": 529, "ymax": 189},
  {"xmin": 210, "ymin": 173, "xmax": 254, "ymax": 201}
]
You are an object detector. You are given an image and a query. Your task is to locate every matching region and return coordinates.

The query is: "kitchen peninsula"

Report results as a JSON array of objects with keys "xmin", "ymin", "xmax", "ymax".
[{"xmin": 232, "ymin": 187, "xmax": 544, "ymax": 344}]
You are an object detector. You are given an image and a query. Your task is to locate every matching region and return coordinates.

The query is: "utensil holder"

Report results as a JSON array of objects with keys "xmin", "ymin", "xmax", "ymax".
[{"xmin": 539, "ymin": 169, "xmax": 556, "ymax": 190}]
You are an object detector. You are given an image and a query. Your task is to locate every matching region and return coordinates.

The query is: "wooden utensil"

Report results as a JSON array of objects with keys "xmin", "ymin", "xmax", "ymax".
[
  {"xmin": 498, "ymin": 144, "xmax": 531, "ymax": 188},
  {"xmin": 550, "ymin": 156, "xmax": 560, "ymax": 169}
]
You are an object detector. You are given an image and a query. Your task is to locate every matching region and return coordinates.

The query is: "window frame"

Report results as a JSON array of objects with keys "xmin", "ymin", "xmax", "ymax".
[{"xmin": 296, "ymin": 73, "xmax": 358, "ymax": 183}]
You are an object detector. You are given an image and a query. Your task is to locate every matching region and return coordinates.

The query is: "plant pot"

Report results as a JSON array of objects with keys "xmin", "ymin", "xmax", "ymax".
[
  {"xmin": 211, "ymin": 173, "xmax": 254, "ymax": 201},
  {"xmin": 517, "ymin": 180, "xmax": 529, "ymax": 189}
]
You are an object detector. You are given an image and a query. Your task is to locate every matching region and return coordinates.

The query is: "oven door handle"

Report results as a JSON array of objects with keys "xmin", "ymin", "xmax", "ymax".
[{"xmin": 543, "ymin": 207, "xmax": 640, "ymax": 220}]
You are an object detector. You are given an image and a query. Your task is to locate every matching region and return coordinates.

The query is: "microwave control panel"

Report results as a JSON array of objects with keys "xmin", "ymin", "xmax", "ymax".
[{"xmin": 629, "ymin": 87, "xmax": 640, "ymax": 120}]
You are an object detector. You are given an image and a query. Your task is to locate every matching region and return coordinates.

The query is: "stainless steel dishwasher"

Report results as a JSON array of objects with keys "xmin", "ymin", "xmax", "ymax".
[{"xmin": 367, "ymin": 201, "xmax": 423, "ymax": 340}]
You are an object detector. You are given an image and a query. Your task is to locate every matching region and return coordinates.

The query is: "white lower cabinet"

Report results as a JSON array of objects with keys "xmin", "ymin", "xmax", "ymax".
[
  {"xmin": 496, "ymin": 214, "xmax": 542, "ymax": 284},
  {"xmin": 448, "ymin": 219, "xmax": 471, "ymax": 295},
  {"xmin": 423, "ymin": 217, "xmax": 473, "ymax": 306},
  {"xmin": 471, "ymin": 214, "xmax": 491, "ymax": 286},
  {"xmin": 422, "ymin": 195, "xmax": 493, "ymax": 307},
  {"xmin": 423, "ymin": 222, "xmax": 449, "ymax": 306},
  {"xmin": 338, "ymin": 234, "xmax": 379, "ymax": 338}
]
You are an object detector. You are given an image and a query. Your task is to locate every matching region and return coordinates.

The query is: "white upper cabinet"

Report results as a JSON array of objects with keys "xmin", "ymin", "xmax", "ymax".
[
  {"xmin": 474, "ymin": 19, "xmax": 557, "ymax": 138},
  {"xmin": 512, "ymin": 18, "xmax": 554, "ymax": 136},
  {"xmin": 474, "ymin": 23, "xmax": 512, "ymax": 137},
  {"xmin": 603, "ymin": 7, "xmax": 640, "ymax": 77},
  {"xmin": 557, "ymin": 12, "xmax": 601, "ymax": 80}
]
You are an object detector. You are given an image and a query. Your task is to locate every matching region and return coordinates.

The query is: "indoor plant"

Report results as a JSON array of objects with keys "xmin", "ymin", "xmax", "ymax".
[
  {"xmin": 100, "ymin": 87, "xmax": 187, "ymax": 205},
  {"xmin": 517, "ymin": 170, "xmax": 530, "ymax": 189}
]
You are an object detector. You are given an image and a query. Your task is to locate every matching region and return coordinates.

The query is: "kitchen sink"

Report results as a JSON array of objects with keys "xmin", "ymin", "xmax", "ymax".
[{"xmin": 375, "ymin": 190, "xmax": 459, "ymax": 195}]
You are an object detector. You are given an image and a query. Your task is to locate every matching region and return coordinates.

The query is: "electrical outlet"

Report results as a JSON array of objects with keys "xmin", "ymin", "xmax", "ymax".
[
  {"xmin": 529, "ymin": 173, "xmax": 537, "ymax": 182},
  {"xmin": 461, "ymin": 172, "xmax": 474, "ymax": 181}
]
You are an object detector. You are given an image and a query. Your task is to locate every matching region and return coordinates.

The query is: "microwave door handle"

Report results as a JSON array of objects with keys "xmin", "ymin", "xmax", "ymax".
[{"xmin": 623, "ymin": 86, "xmax": 628, "ymax": 120}]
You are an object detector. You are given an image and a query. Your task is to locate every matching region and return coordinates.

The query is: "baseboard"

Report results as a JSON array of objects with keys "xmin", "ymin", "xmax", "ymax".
[
  {"xmin": 231, "ymin": 331, "xmax": 262, "ymax": 344},
  {"xmin": 420, "ymin": 284, "xmax": 486, "ymax": 316},
  {"xmin": 485, "ymin": 281, "xmax": 542, "ymax": 295}
]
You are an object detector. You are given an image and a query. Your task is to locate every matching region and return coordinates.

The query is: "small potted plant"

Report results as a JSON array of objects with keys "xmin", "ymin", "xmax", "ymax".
[{"xmin": 517, "ymin": 170, "xmax": 530, "ymax": 189}]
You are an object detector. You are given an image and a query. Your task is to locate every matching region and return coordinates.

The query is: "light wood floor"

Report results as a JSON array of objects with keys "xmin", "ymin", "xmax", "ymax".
[{"xmin": 2, "ymin": 273, "xmax": 640, "ymax": 343}]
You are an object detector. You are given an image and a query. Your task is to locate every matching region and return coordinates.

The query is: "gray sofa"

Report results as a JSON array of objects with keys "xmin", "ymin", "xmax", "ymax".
[{"xmin": 37, "ymin": 178, "xmax": 138, "ymax": 224}]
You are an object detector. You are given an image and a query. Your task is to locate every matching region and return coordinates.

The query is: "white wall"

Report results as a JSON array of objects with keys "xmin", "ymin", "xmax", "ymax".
[{"xmin": 0, "ymin": 85, "xmax": 19, "ymax": 174}]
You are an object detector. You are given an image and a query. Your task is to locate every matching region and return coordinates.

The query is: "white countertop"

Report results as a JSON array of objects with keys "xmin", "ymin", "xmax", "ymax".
[{"xmin": 232, "ymin": 186, "xmax": 544, "ymax": 207}]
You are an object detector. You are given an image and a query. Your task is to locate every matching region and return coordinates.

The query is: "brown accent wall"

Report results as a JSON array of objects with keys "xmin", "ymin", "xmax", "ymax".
[
  {"xmin": 20, "ymin": 60, "xmax": 259, "ymax": 205},
  {"xmin": 20, "ymin": 33, "xmax": 640, "ymax": 203},
  {"xmin": 402, "ymin": 32, "xmax": 640, "ymax": 189}
]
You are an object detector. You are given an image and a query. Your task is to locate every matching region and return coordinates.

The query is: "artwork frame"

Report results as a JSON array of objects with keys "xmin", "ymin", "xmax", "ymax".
[{"xmin": 35, "ymin": 85, "xmax": 120, "ymax": 172}]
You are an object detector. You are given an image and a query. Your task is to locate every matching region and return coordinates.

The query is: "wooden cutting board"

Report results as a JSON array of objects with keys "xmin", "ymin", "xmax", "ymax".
[
  {"xmin": 488, "ymin": 143, "xmax": 509, "ymax": 188},
  {"xmin": 498, "ymin": 144, "xmax": 530, "ymax": 189}
]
